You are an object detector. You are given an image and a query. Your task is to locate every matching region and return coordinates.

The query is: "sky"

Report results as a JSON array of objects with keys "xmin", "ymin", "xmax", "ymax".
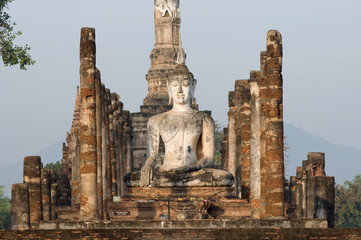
[{"xmin": 0, "ymin": 0, "xmax": 360, "ymax": 171}]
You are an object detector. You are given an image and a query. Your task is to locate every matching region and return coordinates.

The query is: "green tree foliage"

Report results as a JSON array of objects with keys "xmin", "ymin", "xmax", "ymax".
[
  {"xmin": 214, "ymin": 122, "xmax": 223, "ymax": 166},
  {"xmin": 335, "ymin": 174, "xmax": 361, "ymax": 227},
  {"xmin": 0, "ymin": 0, "xmax": 34, "ymax": 70},
  {"xmin": 44, "ymin": 160, "xmax": 63, "ymax": 175},
  {"xmin": 0, "ymin": 186, "xmax": 11, "ymax": 230}
]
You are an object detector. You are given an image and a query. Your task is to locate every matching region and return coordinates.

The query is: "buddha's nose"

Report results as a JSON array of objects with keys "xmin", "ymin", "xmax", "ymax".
[{"xmin": 178, "ymin": 85, "xmax": 183, "ymax": 93}]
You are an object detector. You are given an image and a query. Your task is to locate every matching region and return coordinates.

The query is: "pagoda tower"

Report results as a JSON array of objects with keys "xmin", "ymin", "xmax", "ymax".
[{"xmin": 143, "ymin": 0, "xmax": 185, "ymax": 106}]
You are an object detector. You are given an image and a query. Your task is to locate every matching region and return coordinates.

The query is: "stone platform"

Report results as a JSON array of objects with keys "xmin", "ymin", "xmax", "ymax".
[
  {"xmin": 4, "ymin": 227, "xmax": 361, "ymax": 240},
  {"xmin": 108, "ymin": 198, "xmax": 251, "ymax": 220},
  {"xmin": 125, "ymin": 186, "xmax": 235, "ymax": 199},
  {"xmin": 109, "ymin": 186, "xmax": 249, "ymax": 220},
  {"xmin": 29, "ymin": 219, "xmax": 328, "ymax": 231}
]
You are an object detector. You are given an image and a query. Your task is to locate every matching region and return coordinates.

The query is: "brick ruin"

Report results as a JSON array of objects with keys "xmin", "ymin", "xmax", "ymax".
[
  {"xmin": 222, "ymin": 30, "xmax": 335, "ymax": 224},
  {"xmin": 10, "ymin": 2, "xmax": 335, "ymax": 233},
  {"xmin": 222, "ymin": 31, "xmax": 335, "ymax": 224}
]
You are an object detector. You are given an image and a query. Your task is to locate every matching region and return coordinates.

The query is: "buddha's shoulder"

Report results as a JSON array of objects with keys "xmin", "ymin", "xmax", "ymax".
[
  {"xmin": 194, "ymin": 111, "xmax": 214, "ymax": 123},
  {"xmin": 148, "ymin": 112, "xmax": 171, "ymax": 124}
]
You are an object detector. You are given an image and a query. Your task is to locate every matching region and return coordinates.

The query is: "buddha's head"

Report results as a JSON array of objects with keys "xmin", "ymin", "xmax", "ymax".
[{"xmin": 168, "ymin": 64, "xmax": 197, "ymax": 106}]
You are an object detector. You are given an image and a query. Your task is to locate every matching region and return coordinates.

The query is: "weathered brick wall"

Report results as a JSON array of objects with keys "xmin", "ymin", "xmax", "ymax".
[{"xmin": 1, "ymin": 228, "xmax": 361, "ymax": 240}]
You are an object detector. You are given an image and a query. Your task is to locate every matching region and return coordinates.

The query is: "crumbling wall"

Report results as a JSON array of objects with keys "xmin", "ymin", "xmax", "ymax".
[
  {"xmin": 11, "ymin": 28, "xmax": 133, "ymax": 229},
  {"xmin": 287, "ymin": 152, "xmax": 335, "ymax": 227},
  {"xmin": 223, "ymin": 30, "xmax": 285, "ymax": 218}
]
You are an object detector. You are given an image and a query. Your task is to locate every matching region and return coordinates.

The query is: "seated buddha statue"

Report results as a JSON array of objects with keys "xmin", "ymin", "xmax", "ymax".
[{"xmin": 126, "ymin": 64, "xmax": 234, "ymax": 188}]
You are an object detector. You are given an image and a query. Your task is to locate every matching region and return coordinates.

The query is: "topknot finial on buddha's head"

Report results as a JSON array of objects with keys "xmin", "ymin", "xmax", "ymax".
[
  {"xmin": 169, "ymin": 64, "xmax": 194, "ymax": 82},
  {"xmin": 154, "ymin": 0, "xmax": 180, "ymax": 18}
]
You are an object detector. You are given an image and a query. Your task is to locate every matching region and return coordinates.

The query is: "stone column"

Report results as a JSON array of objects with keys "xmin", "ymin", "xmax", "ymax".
[
  {"xmin": 235, "ymin": 80, "xmax": 251, "ymax": 199},
  {"xmin": 105, "ymin": 89, "xmax": 113, "ymax": 201},
  {"xmin": 50, "ymin": 183, "xmax": 57, "ymax": 220},
  {"xmin": 295, "ymin": 166, "xmax": 303, "ymax": 218},
  {"xmin": 101, "ymin": 83, "xmax": 108, "ymax": 219},
  {"xmin": 305, "ymin": 175, "xmax": 315, "ymax": 219},
  {"xmin": 221, "ymin": 128, "xmax": 229, "ymax": 171},
  {"xmin": 41, "ymin": 169, "xmax": 52, "ymax": 221},
  {"xmin": 113, "ymin": 107, "xmax": 122, "ymax": 197},
  {"xmin": 227, "ymin": 91, "xmax": 237, "ymax": 191},
  {"xmin": 124, "ymin": 123, "xmax": 133, "ymax": 174},
  {"xmin": 250, "ymin": 71, "xmax": 261, "ymax": 219},
  {"xmin": 79, "ymin": 27, "xmax": 98, "ymax": 220},
  {"xmin": 23, "ymin": 156, "xmax": 43, "ymax": 225},
  {"xmin": 315, "ymin": 176, "xmax": 335, "ymax": 228},
  {"xmin": 109, "ymin": 99, "xmax": 118, "ymax": 197},
  {"xmin": 124, "ymin": 116, "xmax": 133, "ymax": 172},
  {"xmin": 95, "ymin": 68, "xmax": 103, "ymax": 219},
  {"xmin": 259, "ymin": 30, "xmax": 285, "ymax": 218},
  {"xmin": 11, "ymin": 183, "xmax": 29, "ymax": 230},
  {"xmin": 289, "ymin": 176, "xmax": 297, "ymax": 206}
]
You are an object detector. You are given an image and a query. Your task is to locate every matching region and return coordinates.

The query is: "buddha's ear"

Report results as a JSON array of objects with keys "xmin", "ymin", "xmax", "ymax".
[
  {"xmin": 167, "ymin": 80, "xmax": 173, "ymax": 105},
  {"xmin": 192, "ymin": 79, "xmax": 197, "ymax": 100}
]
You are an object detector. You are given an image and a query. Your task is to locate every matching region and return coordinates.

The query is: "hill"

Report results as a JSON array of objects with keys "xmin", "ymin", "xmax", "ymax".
[
  {"xmin": 0, "ymin": 142, "xmax": 62, "ymax": 197},
  {"xmin": 285, "ymin": 124, "xmax": 361, "ymax": 183}
]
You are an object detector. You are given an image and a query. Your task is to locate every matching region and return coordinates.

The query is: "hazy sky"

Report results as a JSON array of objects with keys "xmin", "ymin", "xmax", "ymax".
[{"xmin": 0, "ymin": 0, "xmax": 360, "ymax": 168}]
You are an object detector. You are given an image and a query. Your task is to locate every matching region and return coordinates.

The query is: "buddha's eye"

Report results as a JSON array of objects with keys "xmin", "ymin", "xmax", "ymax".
[
  {"xmin": 182, "ymin": 80, "xmax": 189, "ymax": 87},
  {"xmin": 171, "ymin": 81, "xmax": 178, "ymax": 87}
]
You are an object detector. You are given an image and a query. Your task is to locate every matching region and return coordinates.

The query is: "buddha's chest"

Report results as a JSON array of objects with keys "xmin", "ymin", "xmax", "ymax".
[{"xmin": 158, "ymin": 116, "xmax": 203, "ymax": 144}]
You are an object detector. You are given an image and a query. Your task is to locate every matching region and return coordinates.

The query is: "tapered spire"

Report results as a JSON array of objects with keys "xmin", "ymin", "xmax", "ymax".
[{"xmin": 71, "ymin": 86, "xmax": 81, "ymax": 129}]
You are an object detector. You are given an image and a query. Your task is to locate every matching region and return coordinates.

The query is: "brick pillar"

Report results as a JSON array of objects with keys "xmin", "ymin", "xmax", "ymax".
[
  {"xmin": 109, "ymin": 98, "xmax": 117, "ymax": 197},
  {"xmin": 235, "ymin": 80, "xmax": 251, "ymax": 199},
  {"xmin": 11, "ymin": 183, "xmax": 29, "ymax": 230},
  {"xmin": 105, "ymin": 89, "xmax": 113, "ymax": 202},
  {"xmin": 227, "ymin": 91, "xmax": 237, "ymax": 194},
  {"xmin": 120, "ymin": 111, "xmax": 132, "ymax": 197},
  {"xmin": 101, "ymin": 83, "xmax": 108, "ymax": 219},
  {"xmin": 289, "ymin": 176, "xmax": 297, "ymax": 206},
  {"xmin": 303, "ymin": 152, "xmax": 335, "ymax": 227},
  {"xmin": 95, "ymin": 68, "xmax": 103, "ymax": 219},
  {"xmin": 307, "ymin": 152, "xmax": 326, "ymax": 176},
  {"xmin": 41, "ymin": 169, "xmax": 53, "ymax": 221},
  {"xmin": 79, "ymin": 27, "xmax": 99, "ymax": 220},
  {"xmin": 259, "ymin": 30, "xmax": 285, "ymax": 218},
  {"xmin": 50, "ymin": 183, "xmax": 57, "ymax": 220},
  {"xmin": 250, "ymin": 71, "xmax": 261, "ymax": 219},
  {"xmin": 315, "ymin": 176, "xmax": 335, "ymax": 228},
  {"xmin": 124, "ymin": 116, "xmax": 133, "ymax": 176},
  {"xmin": 113, "ymin": 107, "xmax": 122, "ymax": 197},
  {"xmin": 23, "ymin": 156, "xmax": 43, "ymax": 226},
  {"xmin": 295, "ymin": 166, "xmax": 303, "ymax": 218},
  {"xmin": 221, "ymin": 127, "xmax": 229, "ymax": 171}
]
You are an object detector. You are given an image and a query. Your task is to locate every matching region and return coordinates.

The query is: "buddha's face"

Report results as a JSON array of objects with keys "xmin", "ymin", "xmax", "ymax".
[{"xmin": 169, "ymin": 75, "xmax": 192, "ymax": 105}]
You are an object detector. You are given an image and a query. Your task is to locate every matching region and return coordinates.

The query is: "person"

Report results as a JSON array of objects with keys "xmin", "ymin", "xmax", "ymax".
[{"xmin": 139, "ymin": 64, "xmax": 233, "ymax": 187}]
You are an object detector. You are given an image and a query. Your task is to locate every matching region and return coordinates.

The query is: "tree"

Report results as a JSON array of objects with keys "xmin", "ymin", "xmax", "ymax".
[
  {"xmin": 335, "ymin": 174, "xmax": 361, "ymax": 227},
  {"xmin": 0, "ymin": 185, "xmax": 11, "ymax": 230},
  {"xmin": 44, "ymin": 160, "xmax": 63, "ymax": 175},
  {"xmin": 0, "ymin": 0, "xmax": 34, "ymax": 70}
]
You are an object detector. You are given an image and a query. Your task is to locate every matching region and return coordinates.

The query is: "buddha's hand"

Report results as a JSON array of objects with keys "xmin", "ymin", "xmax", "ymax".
[
  {"xmin": 169, "ymin": 165, "xmax": 196, "ymax": 174},
  {"xmin": 140, "ymin": 165, "xmax": 153, "ymax": 187}
]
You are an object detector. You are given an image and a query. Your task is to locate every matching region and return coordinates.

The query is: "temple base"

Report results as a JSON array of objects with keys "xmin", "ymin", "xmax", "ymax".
[{"xmin": 125, "ymin": 168, "xmax": 234, "ymax": 187}]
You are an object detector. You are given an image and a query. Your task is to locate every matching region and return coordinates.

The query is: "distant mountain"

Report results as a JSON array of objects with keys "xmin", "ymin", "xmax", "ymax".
[
  {"xmin": 284, "ymin": 123, "xmax": 361, "ymax": 184},
  {"xmin": 1, "ymin": 124, "xmax": 360, "ymax": 197},
  {"xmin": 0, "ymin": 141, "xmax": 63, "ymax": 197}
]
